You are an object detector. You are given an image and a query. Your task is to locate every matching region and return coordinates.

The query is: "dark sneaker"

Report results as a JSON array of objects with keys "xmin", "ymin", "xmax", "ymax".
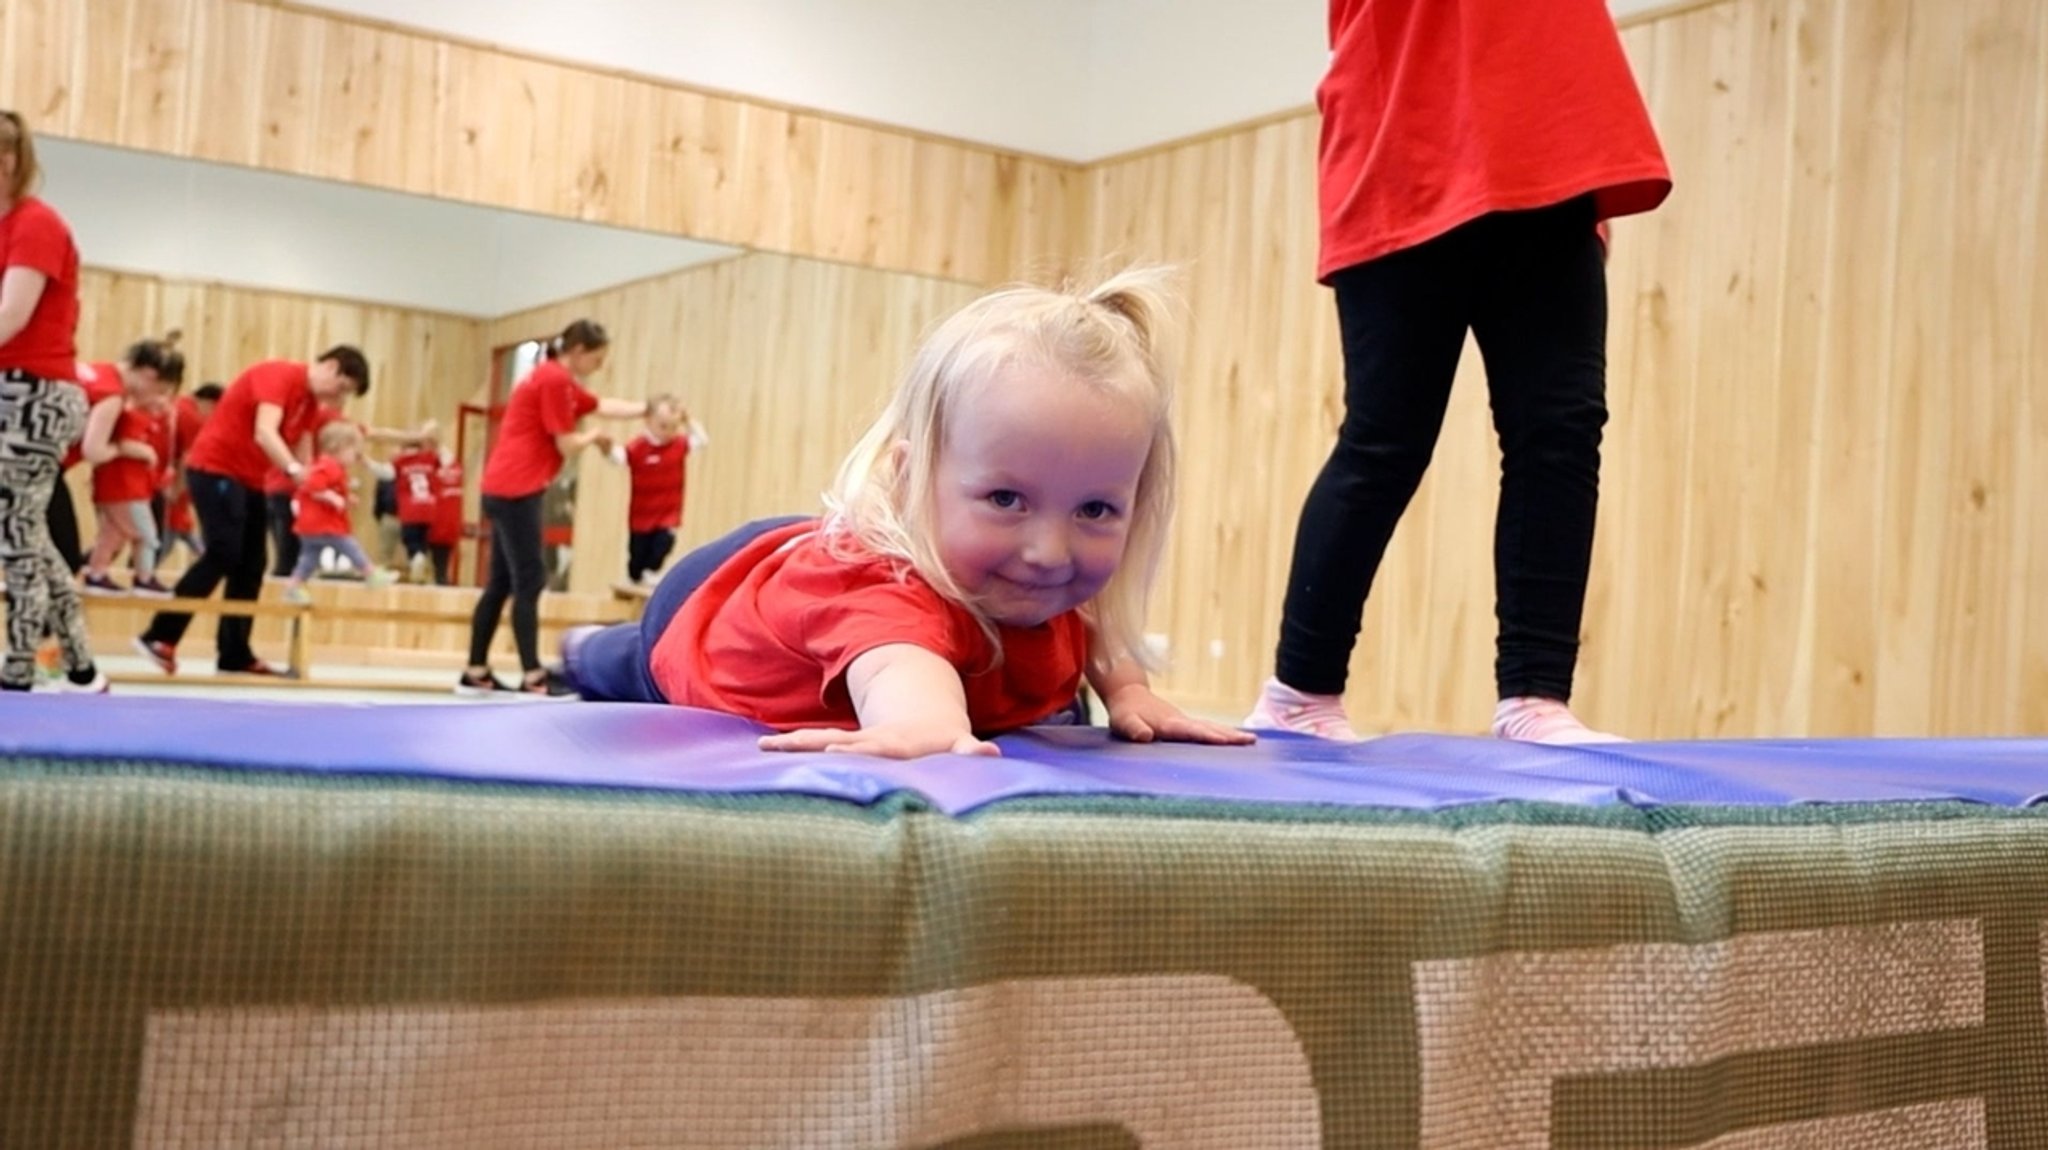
[
  {"xmin": 133, "ymin": 636, "xmax": 178, "ymax": 675},
  {"xmin": 222, "ymin": 658, "xmax": 295, "ymax": 679},
  {"xmin": 39, "ymin": 666, "xmax": 110, "ymax": 694},
  {"xmin": 517, "ymin": 669, "xmax": 579, "ymax": 701},
  {"xmin": 455, "ymin": 670, "xmax": 513, "ymax": 698},
  {"xmin": 81, "ymin": 573, "xmax": 128, "ymax": 596},
  {"xmin": 130, "ymin": 576, "xmax": 174, "ymax": 599}
]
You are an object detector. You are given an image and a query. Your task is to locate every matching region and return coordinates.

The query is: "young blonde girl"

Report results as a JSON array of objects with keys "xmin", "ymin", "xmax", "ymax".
[{"xmin": 561, "ymin": 267, "xmax": 1251, "ymax": 760}]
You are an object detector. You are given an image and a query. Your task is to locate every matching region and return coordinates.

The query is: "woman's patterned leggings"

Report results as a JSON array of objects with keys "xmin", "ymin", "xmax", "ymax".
[{"xmin": 0, "ymin": 369, "xmax": 91, "ymax": 689}]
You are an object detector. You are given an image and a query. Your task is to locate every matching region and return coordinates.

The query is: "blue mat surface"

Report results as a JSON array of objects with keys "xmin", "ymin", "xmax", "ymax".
[{"xmin": 1, "ymin": 695, "xmax": 2044, "ymax": 814}]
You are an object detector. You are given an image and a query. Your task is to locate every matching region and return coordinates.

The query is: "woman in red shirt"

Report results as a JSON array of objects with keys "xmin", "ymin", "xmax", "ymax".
[
  {"xmin": 0, "ymin": 111, "xmax": 106, "ymax": 694},
  {"xmin": 1246, "ymin": 0, "xmax": 1671, "ymax": 745},
  {"xmin": 460, "ymin": 319, "xmax": 650, "ymax": 697}
]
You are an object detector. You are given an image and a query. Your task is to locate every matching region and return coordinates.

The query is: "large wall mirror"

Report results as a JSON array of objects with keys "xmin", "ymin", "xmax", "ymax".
[{"xmin": 39, "ymin": 137, "xmax": 980, "ymax": 598}]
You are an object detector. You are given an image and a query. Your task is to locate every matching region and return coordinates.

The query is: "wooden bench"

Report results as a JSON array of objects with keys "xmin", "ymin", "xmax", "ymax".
[{"xmin": 54, "ymin": 588, "xmax": 636, "ymax": 689}]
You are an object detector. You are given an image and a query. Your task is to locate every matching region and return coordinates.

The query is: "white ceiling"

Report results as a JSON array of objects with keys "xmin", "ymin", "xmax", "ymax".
[
  {"xmin": 296, "ymin": 0, "xmax": 1679, "ymax": 162},
  {"xmin": 42, "ymin": 138, "xmax": 739, "ymax": 319}
]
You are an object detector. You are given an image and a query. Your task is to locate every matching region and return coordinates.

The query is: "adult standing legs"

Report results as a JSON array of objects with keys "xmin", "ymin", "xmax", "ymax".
[
  {"xmin": 1250, "ymin": 230, "xmax": 1474, "ymax": 737},
  {"xmin": 0, "ymin": 373, "xmax": 93, "ymax": 691}
]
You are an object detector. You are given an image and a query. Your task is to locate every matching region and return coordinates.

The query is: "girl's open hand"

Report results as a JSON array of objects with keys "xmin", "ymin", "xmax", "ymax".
[
  {"xmin": 759, "ymin": 722, "xmax": 1001, "ymax": 760},
  {"xmin": 1104, "ymin": 685, "xmax": 1256, "ymax": 746}
]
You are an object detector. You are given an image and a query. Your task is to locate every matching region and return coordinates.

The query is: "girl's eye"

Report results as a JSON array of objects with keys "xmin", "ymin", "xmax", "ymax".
[
  {"xmin": 1078, "ymin": 500, "xmax": 1119, "ymax": 521},
  {"xmin": 988, "ymin": 490, "xmax": 1022, "ymax": 510}
]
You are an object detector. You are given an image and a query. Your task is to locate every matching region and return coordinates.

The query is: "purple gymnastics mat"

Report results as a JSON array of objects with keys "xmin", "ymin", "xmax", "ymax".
[{"xmin": 1, "ymin": 695, "xmax": 2045, "ymax": 815}]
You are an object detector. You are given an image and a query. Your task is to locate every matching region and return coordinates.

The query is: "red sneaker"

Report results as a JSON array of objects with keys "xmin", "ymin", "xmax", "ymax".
[{"xmin": 133, "ymin": 636, "xmax": 178, "ymax": 675}]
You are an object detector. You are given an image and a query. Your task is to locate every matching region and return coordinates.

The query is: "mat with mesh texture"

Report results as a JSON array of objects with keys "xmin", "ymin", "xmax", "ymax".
[{"xmin": 2, "ymin": 761, "xmax": 2044, "ymax": 1148}]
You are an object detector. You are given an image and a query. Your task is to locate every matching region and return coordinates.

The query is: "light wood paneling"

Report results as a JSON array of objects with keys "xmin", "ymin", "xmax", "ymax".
[
  {"xmin": 0, "ymin": 0, "xmax": 1082, "ymax": 285},
  {"xmin": 1082, "ymin": 0, "xmax": 2048, "ymax": 737},
  {"xmin": 485, "ymin": 252, "xmax": 981, "ymax": 596}
]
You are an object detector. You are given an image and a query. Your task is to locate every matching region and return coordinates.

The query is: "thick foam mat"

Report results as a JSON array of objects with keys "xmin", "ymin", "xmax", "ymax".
[{"xmin": 2, "ymin": 694, "xmax": 2043, "ymax": 813}]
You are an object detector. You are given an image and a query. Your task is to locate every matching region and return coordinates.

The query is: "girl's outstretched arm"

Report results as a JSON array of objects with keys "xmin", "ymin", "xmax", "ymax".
[{"xmin": 758, "ymin": 643, "xmax": 999, "ymax": 760}]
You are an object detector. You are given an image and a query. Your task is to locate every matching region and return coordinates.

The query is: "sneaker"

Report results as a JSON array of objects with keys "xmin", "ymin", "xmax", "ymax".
[
  {"xmin": 39, "ymin": 666, "xmax": 110, "ymax": 694},
  {"xmin": 130, "ymin": 575, "xmax": 174, "ymax": 599},
  {"xmin": 366, "ymin": 568, "xmax": 398, "ymax": 590},
  {"xmin": 455, "ymin": 670, "xmax": 513, "ymax": 697},
  {"xmin": 557, "ymin": 624, "xmax": 604, "ymax": 697},
  {"xmin": 1243, "ymin": 677, "xmax": 1361, "ymax": 741},
  {"xmin": 80, "ymin": 573, "xmax": 128, "ymax": 596},
  {"xmin": 133, "ymin": 636, "xmax": 178, "ymax": 675},
  {"xmin": 1492, "ymin": 697, "xmax": 1627, "ymax": 745},
  {"xmin": 221, "ymin": 658, "xmax": 295, "ymax": 679},
  {"xmin": 517, "ymin": 668, "xmax": 580, "ymax": 701},
  {"xmin": 282, "ymin": 584, "xmax": 312, "ymax": 605}
]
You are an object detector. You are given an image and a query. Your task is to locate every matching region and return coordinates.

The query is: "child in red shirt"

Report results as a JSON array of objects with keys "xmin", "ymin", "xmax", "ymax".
[
  {"xmin": 609, "ymin": 396, "xmax": 709, "ymax": 584},
  {"xmin": 1247, "ymin": 0, "xmax": 1671, "ymax": 745},
  {"xmin": 559, "ymin": 269, "xmax": 1254, "ymax": 760},
  {"xmin": 81, "ymin": 394, "xmax": 173, "ymax": 597},
  {"xmin": 281, "ymin": 422, "xmax": 394, "ymax": 604}
]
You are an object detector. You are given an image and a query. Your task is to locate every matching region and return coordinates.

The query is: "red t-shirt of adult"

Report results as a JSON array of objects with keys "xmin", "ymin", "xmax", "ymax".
[
  {"xmin": 1316, "ymin": 0, "xmax": 1672, "ymax": 278},
  {"xmin": 92, "ymin": 405, "xmax": 161, "ymax": 505},
  {"xmin": 481, "ymin": 359, "xmax": 597, "ymax": 499},
  {"xmin": 60, "ymin": 362, "xmax": 126, "ymax": 470},
  {"xmin": 625, "ymin": 434, "xmax": 689, "ymax": 532},
  {"xmin": 648, "ymin": 520, "xmax": 1089, "ymax": 734},
  {"xmin": 184, "ymin": 361, "xmax": 320, "ymax": 489},
  {"xmin": 291, "ymin": 456, "xmax": 353, "ymax": 537},
  {"xmin": 0, "ymin": 197, "xmax": 80, "ymax": 380},
  {"xmin": 428, "ymin": 457, "xmax": 465, "ymax": 546},
  {"xmin": 391, "ymin": 447, "xmax": 441, "ymax": 524}
]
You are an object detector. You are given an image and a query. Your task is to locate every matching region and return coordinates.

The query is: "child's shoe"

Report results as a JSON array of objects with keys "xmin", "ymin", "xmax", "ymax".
[
  {"xmin": 282, "ymin": 585, "xmax": 312, "ymax": 605},
  {"xmin": 1242, "ymin": 677, "xmax": 1361, "ymax": 741},
  {"xmin": 1491, "ymin": 697, "xmax": 1627, "ymax": 745},
  {"xmin": 130, "ymin": 575, "xmax": 174, "ymax": 599},
  {"xmin": 80, "ymin": 573, "xmax": 127, "ymax": 596},
  {"xmin": 367, "ymin": 568, "xmax": 399, "ymax": 590}
]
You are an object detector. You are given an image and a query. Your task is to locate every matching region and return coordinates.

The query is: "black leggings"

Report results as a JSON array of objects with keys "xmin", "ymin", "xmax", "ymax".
[
  {"xmin": 45, "ymin": 476, "xmax": 84, "ymax": 574},
  {"xmin": 467, "ymin": 493, "xmax": 547, "ymax": 672},
  {"xmin": 267, "ymin": 491, "xmax": 300, "ymax": 577},
  {"xmin": 143, "ymin": 469, "xmax": 272, "ymax": 670},
  {"xmin": 626, "ymin": 528, "xmax": 676, "ymax": 583},
  {"xmin": 1276, "ymin": 197, "xmax": 1608, "ymax": 703}
]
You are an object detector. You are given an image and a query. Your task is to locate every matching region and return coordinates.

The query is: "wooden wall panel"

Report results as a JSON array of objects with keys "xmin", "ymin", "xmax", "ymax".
[
  {"xmin": 0, "ymin": 0, "xmax": 1081, "ymax": 285},
  {"xmin": 484, "ymin": 253, "xmax": 981, "ymax": 596},
  {"xmin": 1081, "ymin": 0, "xmax": 2048, "ymax": 737}
]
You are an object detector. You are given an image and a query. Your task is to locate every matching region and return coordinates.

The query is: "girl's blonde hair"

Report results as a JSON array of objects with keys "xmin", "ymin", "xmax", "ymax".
[
  {"xmin": 317, "ymin": 420, "xmax": 363, "ymax": 455},
  {"xmin": 822, "ymin": 265, "xmax": 1179, "ymax": 673}
]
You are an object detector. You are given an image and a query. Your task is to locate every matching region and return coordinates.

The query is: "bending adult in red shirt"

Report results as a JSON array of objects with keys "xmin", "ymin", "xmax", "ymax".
[
  {"xmin": 0, "ymin": 110, "xmax": 106, "ymax": 694},
  {"xmin": 460, "ymin": 319, "xmax": 650, "ymax": 697},
  {"xmin": 1246, "ymin": 0, "xmax": 1672, "ymax": 745},
  {"xmin": 136, "ymin": 347, "xmax": 370, "ymax": 676}
]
